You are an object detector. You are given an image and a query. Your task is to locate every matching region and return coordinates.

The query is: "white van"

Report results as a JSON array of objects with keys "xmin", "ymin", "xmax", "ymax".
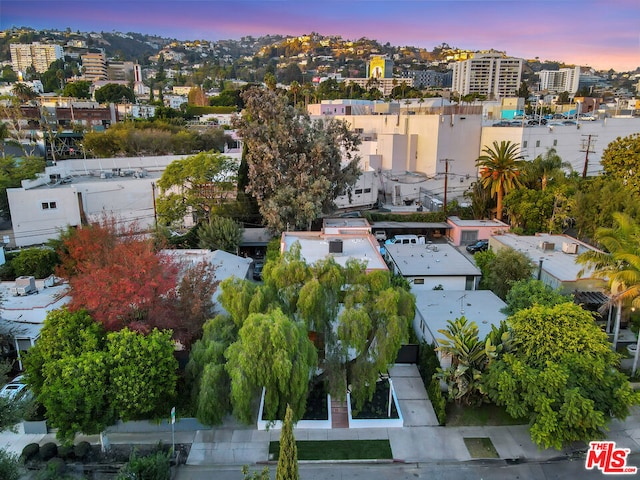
[{"xmin": 385, "ymin": 235, "xmax": 425, "ymax": 245}]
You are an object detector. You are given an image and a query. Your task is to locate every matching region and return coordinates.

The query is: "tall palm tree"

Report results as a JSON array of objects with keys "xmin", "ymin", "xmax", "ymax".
[
  {"xmin": 577, "ymin": 212, "xmax": 640, "ymax": 374},
  {"xmin": 476, "ymin": 140, "xmax": 525, "ymax": 221},
  {"xmin": 524, "ymin": 148, "xmax": 572, "ymax": 190},
  {"xmin": 11, "ymin": 83, "xmax": 37, "ymax": 104}
]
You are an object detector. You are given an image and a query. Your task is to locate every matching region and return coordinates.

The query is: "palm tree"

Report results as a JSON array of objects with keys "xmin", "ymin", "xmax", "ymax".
[
  {"xmin": 12, "ymin": 83, "xmax": 37, "ymax": 104},
  {"xmin": 577, "ymin": 212, "xmax": 640, "ymax": 374},
  {"xmin": 476, "ymin": 140, "xmax": 525, "ymax": 221},
  {"xmin": 524, "ymin": 148, "xmax": 571, "ymax": 190}
]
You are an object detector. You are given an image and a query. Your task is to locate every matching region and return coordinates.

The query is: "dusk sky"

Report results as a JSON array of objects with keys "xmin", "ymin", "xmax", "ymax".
[{"xmin": 2, "ymin": 0, "xmax": 639, "ymax": 71}]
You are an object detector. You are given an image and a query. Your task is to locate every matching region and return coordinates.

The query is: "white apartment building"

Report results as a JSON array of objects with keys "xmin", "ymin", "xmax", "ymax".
[
  {"xmin": 10, "ymin": 42, "xmax": 64, "ymax": 74},
  {"xmin": 537, "ymin": 66, "xmax": 580, "ymax": 94},
  {"xmin": 81, "ymin": 52, "xmax": 108, "ymax": 81},
  {"xmin": 451, "ymin": 52, "xmax": 523, "ymax": 99}
]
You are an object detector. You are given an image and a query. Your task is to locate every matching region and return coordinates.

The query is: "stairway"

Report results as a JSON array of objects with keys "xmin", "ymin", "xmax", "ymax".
[{"xmin": 331, "ymin": 400, "xmax": 349, "ymax": 428}]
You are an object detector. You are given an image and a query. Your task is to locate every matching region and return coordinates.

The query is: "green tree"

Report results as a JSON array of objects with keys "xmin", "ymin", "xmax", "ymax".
[
  {"xmin": 226, "ymin": 309, "xmax": 317, "ymax": 423},
  {"xmin": 485, "ymin": 248, "xmax": 534, "ymax": 299},
  {"xmin": 516, "ymin": 81, "xmax": 530, "ymax": 100},
  {"xmin": 94, "ymin": 83, "xmax": 135, "ymax": 104},
  {"xmin": 233, "ymin": 87, "xmax": 361, "ymax": 232},
  {"xmin": 107, "ymin": 328, "xmax": 177, "ymax": 421},
  {"xmin": 11, "ymin": 247, "xmax": 58, "ymax": 278},
  {"xmin": 156, "ymin": 151, "xmax": 238, "ymax": 227},
  {"xmin": 116, "ymin": 450, "xmax": 170, "ymax": 480},
  {"xmin": 0, "ymin": 155, "xmax": 46, "ymax": 218},
  {"xmin": 476, "ymin": 141, "xmax": 525, "ymax": 221},
  {"xmin": 435, "ymin": 317, "xmax": 491, "ymax": 405},
  {"xmin": 577, "ymin": 212, "xmax": 640, "ymax": 372},
  {"xmin": 62, "ymin": 80, "xmax": 91, "ymax": 99},
  {"xmin": 572, "ymin": 176, "xmax": 640, "ymax": 241},
  {"xmin": 503, "ymin": 279, "xmax": 572, "ymax": 315},
  {"xmin": 601, "ymin": 133, "xmax": 640, "ymax": 195},
  {"xmin": 198, "ymin": 216, "xmax": 244, "ymax": 253},
  {"xmin": 503, "ymin": 188, "xmax": 556, "ymax": 234},
  {"xmin": 0, "ymin": 448, "xmax": 21, "ymax": 480},
  {"xmin": 523, "ymin": 148, "xmax": 571, "ymax": 191},
  {"xmin": 11, "ymin": 83, "xmax": 37, "ymax": 103},
  {"xmin": 276, "ymin": 405, "xmax": 299, "ymax": 480},
  {"xmin": 484, "ymin": 303, "xmax": 639, "ymax": 449}
]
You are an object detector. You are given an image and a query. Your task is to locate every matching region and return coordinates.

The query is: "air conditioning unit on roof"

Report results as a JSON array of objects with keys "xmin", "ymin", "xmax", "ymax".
[
  {"xmin": 562, "ymin": 242, "xmax": 579, "ymax": 254},
  {"xmin": 538, "ymin": 241, "xmax": 555, "ymax": 251}
]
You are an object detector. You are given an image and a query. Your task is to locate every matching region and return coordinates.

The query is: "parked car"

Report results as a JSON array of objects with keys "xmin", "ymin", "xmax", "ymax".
[
  {"xmin": 253, "ymin": 260, "xmax": 264, "ymax": 281},
  {"xmin": 466, "ymin": 240, "xmax": 489, "ymax": 253},
  {"xmin": 373, "ymin": 230, "xmax": 387, "ymax": 242},
  {"xmin": 579, "ymin": 114, "xmax": 596, "ymax": 121},
  {"xmin": 0, "ymin": 375, "xmax": 29, "ymax": 401}
]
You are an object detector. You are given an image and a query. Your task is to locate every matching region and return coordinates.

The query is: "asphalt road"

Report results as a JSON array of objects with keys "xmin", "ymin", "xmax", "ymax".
[{"xmin": 174, "ymin": 454, "xmax": 640, "ymax": 480}]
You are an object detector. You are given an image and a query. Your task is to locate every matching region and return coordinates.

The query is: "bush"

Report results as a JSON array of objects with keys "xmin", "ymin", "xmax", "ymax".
[
  {"xmin": 20, "ymin": 443, "xmax": 40, "ymax": 463},
  {"xmin": 73, "ymin": 441, "xmax": 92, "ymax": 461},
  {"xmin": 0, "ymin": 448, "xmax": 21, "ymax": 480},
  {"xmin": 416, "ymin": 341, "xmax": 440, "ymax": 385},
  {"xmin": 37, "ymin": 457, "xmax": 65, "ymax": 479},
  {"xmin": 39, "ymin": 442, "xmax": 57, "ymax": 461},
  {"xmin": 427, "ymin": 378, "xmax": 447, "ymax": 426},
  {"xmin": 57, "ymin": 445, "xmax": 74, "ymax": 460},
  {"xmin": 116, "ymin": 450, "xmax": 171, "ymax": 480}
]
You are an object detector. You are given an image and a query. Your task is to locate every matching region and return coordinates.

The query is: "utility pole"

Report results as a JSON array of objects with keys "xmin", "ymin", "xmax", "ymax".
[
  {"xmin": 580, "ymin": 134, "xmax": 597, "ymax": 178},
  {"xmin": 151, "ymin": 182, "xmax": 158, "ymax": 230},
  {"xmin": 439, "ymin": 158, "xmax": 454, "ymax": 213}
]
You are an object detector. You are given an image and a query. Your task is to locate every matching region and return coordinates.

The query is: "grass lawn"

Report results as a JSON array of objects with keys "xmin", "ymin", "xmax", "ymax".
[
  {"xmin": 446, "ymin": 403, "xmax": 527, "ymax": 427},
  {"xmin": 463, "ymin": 437, "xmax": 499, "ymax": 458},
  {"xmin": 269, "ymin": 440, "xmax": 392, "ymax": 461}
]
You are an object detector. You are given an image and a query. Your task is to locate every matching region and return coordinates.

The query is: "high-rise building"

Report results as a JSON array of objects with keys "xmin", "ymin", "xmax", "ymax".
[
  {"xmin": 537, "ymin": 66, "xmax": 580, "ymax": 94},
  {"xmin": 402, "ymin": 70, "xmax": 452, "ymax": 88},
  {"xmin": 367, "ymin": 56, "xmax": 394, "ymax": 79},
  {"xmin": 10, "ymin": 42, "xmax": 64, "ymax": 73},
  {"xmin": 451, "ymin": 52, "xmax": 523, "ymax": 99},
  {"xmin": 81, "ymin": 52, "xmax": 108, "ymax": 81}
]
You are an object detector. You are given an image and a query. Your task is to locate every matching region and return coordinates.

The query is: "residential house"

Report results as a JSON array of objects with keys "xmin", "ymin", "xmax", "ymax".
[
  {"xmin": 446, "ymin": 216, "xmax": 509, "ymax": 246},
  {"xmin": 384, "ymin": 242, "xmax": 481, "ymax": 290}
]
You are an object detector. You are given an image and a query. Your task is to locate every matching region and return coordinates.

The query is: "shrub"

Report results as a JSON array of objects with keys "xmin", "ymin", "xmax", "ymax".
[
  {"xmin": 0, "ymin": 448, "xmax": 21, "ymax": 480},
  {"xmin": 20, "ymin": 443, "xmax": 40, "ymax": 463},
  {"xmin": 39, "ymin": 442, "xmax": 58, "ymax": 461},
  {"xmin": 57, "ymin": 445, "xmax": 74, "ymax": 460},
  {"xmin": 416, "ymin": 341, "xmax": 440, "ymax": 385},
  {"xmin": 116, "ymin": 450, "xmax": 171, "ymax": 480},
  {"xmin": 427, "ymin": 377, "xmax": 447, "ymax": 426},
  {"xmin": 73, "ymin": 441, "xmax": 92, "ymax": 461},
  {"xmin": 38, "ymin": 457, "xmax": 65, "ymax": 479}
]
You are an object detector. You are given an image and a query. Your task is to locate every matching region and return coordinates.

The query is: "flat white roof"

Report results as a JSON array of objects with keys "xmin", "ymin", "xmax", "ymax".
[
  {"xmin": 0, "ymin": 280, "xmax": 70, "ymax": 323},
  {"xmin": 323, "ymin": 218, "xmax": 371, "ymax": 229},
  {"xmin": 447, "ymin": 216, "xmax": 509, "ymax": 228},
  {"xmin": 385, "ymin": 243, "xmax": 480, "ymax": 277},
  {"xmin": 490, "ymin": 233, "xmax": 599, "ymax": 282},
  {"xmin": 161, "ymin": 249, "xmax": 252, "ymax": 284},
  {"xmin": 282, "ymin": 232, "xmax": 387, "ymax": 270},
  {"xmin": 415, "ymin": 290, "xmax": 507, "ymax": 341}
]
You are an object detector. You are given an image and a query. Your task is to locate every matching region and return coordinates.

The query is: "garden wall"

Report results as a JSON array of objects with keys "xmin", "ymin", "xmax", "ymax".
[
  {"xmin": 347, "ymin": 379, "xmax": 403, "ymax": 428},
  {"xmin": 256, "ymin": 387, "xmax": 332, "ymax": 430}
]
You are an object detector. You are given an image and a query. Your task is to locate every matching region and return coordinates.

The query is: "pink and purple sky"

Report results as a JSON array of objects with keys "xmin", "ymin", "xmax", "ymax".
[{"xmin": 2, "ymin": 0, "xmax": 639, "ymax": 71}]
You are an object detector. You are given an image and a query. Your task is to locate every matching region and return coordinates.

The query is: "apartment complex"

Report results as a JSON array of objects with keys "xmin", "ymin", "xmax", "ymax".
[
  {"xmin": 401, "ymin": 70, "xmax": 452, "ymax": 89},
  {"xmin": 10, "ymin": 42, "xmax": 64, "ymax": 74},
  {"xmin": 451, "ymin": 52, "xmax": 523, "ymax": 98},
  {"xmin": 81, "ymin": 52, "xmax": 108, "ymax": 81},
  {"xmin": 537, "ymin": 66, "xmax": 581, "ymax": 94}
]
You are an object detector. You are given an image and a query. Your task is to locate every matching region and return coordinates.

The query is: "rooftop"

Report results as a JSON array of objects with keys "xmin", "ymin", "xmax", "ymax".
[
  {"xmin": 415, "ymin": 290, "xmax": 507, "ymax": 341},
  {"xmin": 490, "ymin": 233, "xmax": 600, "ymax": 282},
  {"xmin": 0, "ymin": 279, "xmax": 70, "ymax": 323},
  {"xmin": 282, "ymin": 232, "xmax": 387, "ymax": 271},
  {"xmin": 447, "ymin": 216, "xmax": 509, "ymax": 229},
  {"xmin": 161, "ymin": 249, "xmax": 252, "ymax": 285},
  {"xmin": 385, "ymin": 243, "xmax": 480, "ymax": 277}
]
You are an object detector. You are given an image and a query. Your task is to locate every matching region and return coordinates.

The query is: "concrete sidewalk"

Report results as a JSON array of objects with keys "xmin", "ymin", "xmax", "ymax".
[{"xmin": 3, "ymin": 364, "xmax": 640, "ymax": 468}]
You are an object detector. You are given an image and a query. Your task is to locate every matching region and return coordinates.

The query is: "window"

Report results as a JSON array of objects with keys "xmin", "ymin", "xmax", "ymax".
[
  {"xmin": 364, "ymin": 188, "xmax": 371, "ymax": 193},
  {"xmin": 41, "ymin": 202, "xmax": 57, "ymax": 210},
  {"xmin": 553, "ymin": 140, "xmax": 558, "ymax": 146},
  {"xmin": 355, "ymin": 189, "xmax": 363, "ymax": 194},
  {"xmin": 413, "ymin": 278, "xmax": 424, "ymax": 285},
  {"xmin": 535, "ymin": 140, "xmax": 541, "ymax": 147},
  {"xmin": 523, "ymin": 141, "xmax": 528, "ymax": 148}
]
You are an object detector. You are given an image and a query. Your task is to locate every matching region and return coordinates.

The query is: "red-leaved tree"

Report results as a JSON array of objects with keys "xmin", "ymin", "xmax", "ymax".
[{"xmin": 57, "ymin": 218, "xmax": 179, "ymax": 333}]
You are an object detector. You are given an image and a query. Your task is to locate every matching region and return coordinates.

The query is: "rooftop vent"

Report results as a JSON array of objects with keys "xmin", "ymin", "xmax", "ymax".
[
  {"xmin": 562, "ymin": 242, "xmax": 579, "ymax": 254},
  {"xmin": 538, "ymin": 241, "xmax": 555, "ymax": 252},
  {"xmin": 329, "ymin": 239, "xmax": 343, "ymax": 254},
  {"xmin": 10, "ymin": 276, "xmax": 37, "ymax": 296}
]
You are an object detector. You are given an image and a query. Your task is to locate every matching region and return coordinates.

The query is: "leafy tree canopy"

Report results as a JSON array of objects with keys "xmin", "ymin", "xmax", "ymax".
[
  {"xmin": 483, "ymin": 248, "xmax": 534, "ymax": 299},
  {"xmin": 601, "ymin": 133, "xmax": 640, "ymax": 196},
  {"xmin": 233, "ymin": 87, "xmax": 361, "ymax": 232},
  {"xmin": 62, "ymin": 80, "xmax": 91, "ymax": 99},
  {"xmin": 484, "ymin": 303, "xmax": 639, "ymax": 449},
  {"xmin": 94, "ymin": 83, "xmax": 135, "ymax": 104},
  {"xmin": 198, "ymin": 216, "xmax": 244, "ymax": 253},
  {"xmin": 156, "ymin": 151, "xmax": 238, "ymax": 227},
  {"xmin": 503, "ymin": 279, "xmax": 572, "ymax": 316}
]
